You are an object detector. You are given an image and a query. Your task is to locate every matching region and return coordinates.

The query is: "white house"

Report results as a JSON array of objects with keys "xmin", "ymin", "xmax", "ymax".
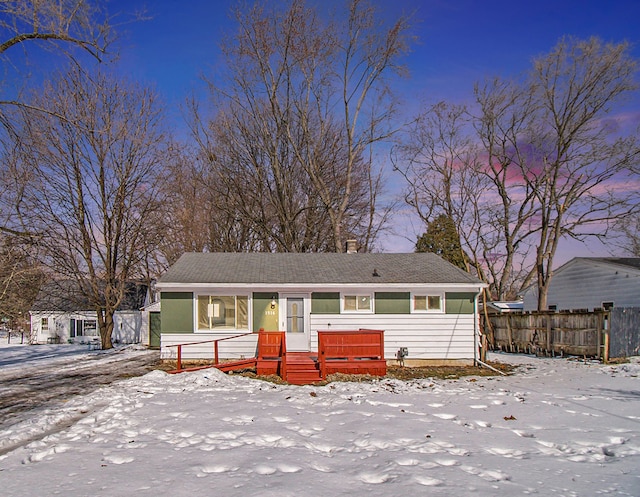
[
  {"xmin": 522, "ymin": 257, "xmax": 640, "ymax": 311},
  {"xmin": 156, "ymin": 252, "xmax": 486, "ymax": 364},
  {"xmin": 30, "ymin": 280, "xmax": 150, "ymax": 345}
]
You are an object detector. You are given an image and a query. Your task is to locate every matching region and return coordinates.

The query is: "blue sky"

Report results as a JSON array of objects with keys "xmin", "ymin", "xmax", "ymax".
[{"xmin": 111, "ymin": 0, "xmax": 640, "ymax": 107}]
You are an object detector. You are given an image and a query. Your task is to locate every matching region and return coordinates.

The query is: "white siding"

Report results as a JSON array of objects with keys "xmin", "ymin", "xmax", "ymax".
[
  {"xmin": 523, "ymin": 259, "xmax": 640, "ymax": 311},
  {"xmin": 160, "ymin": 314, "xmax": 477, "ymax": 361},
  {"xmin": 161, "ymin": 332, "xmax": 259, "ymax": 361},
  {"xmin": 30, "ymin": 311, "xmax": 65, "ymax": 343},
  {"xmin": 310, "ymin": 314, "xmax": 476, "ymax": 360},
  {"xmin": 30, "ymin": 310, "xmax": 143, "ymax": 345}
]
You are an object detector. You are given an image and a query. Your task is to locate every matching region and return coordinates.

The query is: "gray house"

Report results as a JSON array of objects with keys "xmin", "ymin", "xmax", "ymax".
[
  {"xmin": 522, "ymin": 257, "xmax": 640, "ymax": 312},
  {"xmin": 157, "ymin": 252, "xmax": 486, "ymax": 364}
]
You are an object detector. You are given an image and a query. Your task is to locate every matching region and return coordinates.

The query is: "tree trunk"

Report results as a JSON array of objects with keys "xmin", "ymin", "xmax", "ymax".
[{"xmin": 99, "ymin": 309, "xmax": 114, "ymax": 350}]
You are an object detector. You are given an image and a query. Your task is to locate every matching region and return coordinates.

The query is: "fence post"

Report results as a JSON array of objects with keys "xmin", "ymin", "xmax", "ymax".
[
  {"xmin": 546, "ymin": 316, "xmax": 551, "ymax": 355},
  {"xmin": 214, "ymin": 341, "xmax": 219, "ymax": 365},
  {"xmin": 176, "ymin": 345, "xmax": 182, "ymax": 371},
  {"xmin": 603, "ymin": 311, "xmax": 610, "ymax": 363},
  {"xmin": 596, "ymin": 311, "xmax": 603, "ymax": 360}
]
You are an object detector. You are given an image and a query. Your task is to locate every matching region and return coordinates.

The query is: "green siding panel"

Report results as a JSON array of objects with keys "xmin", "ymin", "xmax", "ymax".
[
  {"xmin": 374, "ymin": 292, "xmax": 410, "ymax": 314},
  {"xmin": 311, "ymin": 292, "xmax": 340, "ymax": 314},
  {"xmin": 253, "ymin": 292, "xmax": 279, "ymax": 331},
  {"xmin": 445, "ymin": 292, "xmax": 476, "ymax": 314},
  {"xmin": 161, "ymin": 292, "xmax": 194, "ymax": 333}
]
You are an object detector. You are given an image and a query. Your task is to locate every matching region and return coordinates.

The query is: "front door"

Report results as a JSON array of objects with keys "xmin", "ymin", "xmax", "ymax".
[
  {"xmin": 149, "ymin": 312, "xmax": 161, "ymax": 348},
  {"xmin": 282, "ymin": 295, "xmax": 309, "ymax": 351}
]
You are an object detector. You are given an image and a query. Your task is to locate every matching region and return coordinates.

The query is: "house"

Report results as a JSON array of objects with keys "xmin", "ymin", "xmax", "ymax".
[
  {"xmin": 156, "ymin": 252, "xmax": 486, "ymax": 365},
  {"xmin": 522, "ymin": 257, "xmax": 640, "ymax": 312},
  {"xmin": 30, "ymin": 280, "xmax": 150, "ymax": 345}
]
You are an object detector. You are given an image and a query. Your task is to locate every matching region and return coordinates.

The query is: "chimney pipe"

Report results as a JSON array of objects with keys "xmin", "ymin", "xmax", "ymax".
[{"xmin": 346, "ymin": 239, "xmax": 358, "ymax": 254}]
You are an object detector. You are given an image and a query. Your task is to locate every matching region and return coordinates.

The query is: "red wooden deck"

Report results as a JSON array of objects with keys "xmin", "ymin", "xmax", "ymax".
[{"xmin": 167, "ymin": 329, "xmax": 386, "ymax": 385}]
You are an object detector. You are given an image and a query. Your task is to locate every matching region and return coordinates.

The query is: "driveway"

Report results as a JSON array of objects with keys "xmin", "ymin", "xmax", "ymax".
[{"xmin": 0, "ymin": 344, "xmax": 160, "ymax": 429}]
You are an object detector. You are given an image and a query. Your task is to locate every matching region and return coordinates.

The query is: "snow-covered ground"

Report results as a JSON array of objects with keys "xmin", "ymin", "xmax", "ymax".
[
  {"xmin": 0, "ymin": 346, "xmax": 638, "ymax": 496},
  {"xmin": 0, "ymin": 342, "xmax": 159, "ymax": 429}
]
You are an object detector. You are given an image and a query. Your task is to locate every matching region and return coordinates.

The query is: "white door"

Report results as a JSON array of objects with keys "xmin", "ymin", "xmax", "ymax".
[{"xmin": 281, "ymin": 295, "xmax": 309, "ymax": 351}]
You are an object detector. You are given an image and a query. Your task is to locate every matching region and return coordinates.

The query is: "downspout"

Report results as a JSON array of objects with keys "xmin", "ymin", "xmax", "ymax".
[
  {"xmin": 473, "ymin": 286, "xmax": 506, "ymax": 375},
  {"xmin": 473, "ymin": 287, "xmax": 482, "ymax": 366}
]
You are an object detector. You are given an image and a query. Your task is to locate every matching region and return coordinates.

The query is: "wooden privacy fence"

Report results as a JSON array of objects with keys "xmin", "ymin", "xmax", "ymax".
[{"xmin": 485, "ymin": 310, "xmax": 607, "ymax": 359}]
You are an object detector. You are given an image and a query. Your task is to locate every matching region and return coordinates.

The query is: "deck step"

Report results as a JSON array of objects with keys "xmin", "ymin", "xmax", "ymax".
[
  {"xmin": 283, "ymin": 352, "xmax": 322, "ymax": 385},
  {"xmin": 286, "ymin": 373, "xmax": 323, "ymax": 385}
]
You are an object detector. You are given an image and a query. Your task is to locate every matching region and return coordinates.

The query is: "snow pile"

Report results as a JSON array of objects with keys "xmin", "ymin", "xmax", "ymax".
[
  {"xmin": 0, "ymin": 352, "xmax": 638, "ymax": 496},
  {"xmin": 601, "ymin": 356, "xmax": 640, "ymax": 377}
]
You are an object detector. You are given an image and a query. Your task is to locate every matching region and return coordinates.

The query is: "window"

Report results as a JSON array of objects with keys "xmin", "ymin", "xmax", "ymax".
[
  {"xmin": 70, "ymin": 319, "xmax": 98, "ymax": 337},
  {"xmin": 84, "ymin": 320, "xmax": 97, "ymax": 335},
  {"xmin": 413, "ymin": 294, "xmax": 443, "ymax": 312},
  {"xmin": 197, "ymin": 295, "xmax": 248, "ymax": 330},
  {"xmin": 601, "ymin": 301, "xmax": 614, "ymax": 311},
  {"xmin": 343, "ymin": 294, "xmax": 372, "ymax": 312},
  {"xmin": 41, "ymin": 317, "xmax": 49, "ymax": 332}
]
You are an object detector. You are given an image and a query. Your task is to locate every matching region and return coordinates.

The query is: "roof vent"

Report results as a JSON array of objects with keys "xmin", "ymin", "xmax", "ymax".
[{"xmin": 345, "ymin": 239, "xmax": 358, "ymax": 254}]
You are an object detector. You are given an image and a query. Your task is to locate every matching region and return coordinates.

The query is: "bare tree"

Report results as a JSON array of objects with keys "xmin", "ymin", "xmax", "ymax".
[
  {"xmin": 190, "ymin": 0, "xmax": 410, "ymax": 253},
  {"xmin": 12, "ymin": 65, "xmax": 167, "ymax": 349},
  {"xmin": 398, "ymin": 37, "xmax": 640, "ymax": 311},
  {"xmin": 614, "ymin": 214, "xmax": 640, "ymax": 256},
  {"xmin": 0, "ymin": 0, "xmax": 110, "ymax": 60},
  {"xmin": 154, "ymin": 142, "xmax": 267, "ymax": 264},
  {"xmin": 472, "ymin": 79, "xmax": 540, "ymax": 299},
  {"xmin": 0, "ymin": 0, "xmax": 113, "ymax": 117},
  {"xmin": 0, "ymin": 0, "xmax": 116, "ymax": 243},
  {"xmin": 0, "ymin": 232, "xmax": 43, "ymax": 331},
  {"xmin": 523, "ymin": 37, "xmax": 639, "ymax": 309}
]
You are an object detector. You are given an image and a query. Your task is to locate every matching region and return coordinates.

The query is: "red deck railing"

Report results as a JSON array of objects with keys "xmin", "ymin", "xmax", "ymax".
[
  {"xmin": 317, "ymin": 329, "xmax": 386, "ymax": 378},
  {"xmin": 165, "ymin": 330, "xmax": 287, "ymax": 373},
  {"xmin": 165, "ymin": 329, "xmax": 385, "ymax": 382},
  {"xmin": 256, "ymin": 331, "xmax": 287, "ymax": 377},
  {"xmin": 165, "ymin": 333, "xmax": 249, "ymax": 371}
]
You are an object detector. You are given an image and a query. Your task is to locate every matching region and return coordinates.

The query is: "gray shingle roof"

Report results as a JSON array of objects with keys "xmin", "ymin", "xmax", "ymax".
[
  {"xmin": 587, "ymin": 257, "xmax": 640, "ymax": 271},
  {"xmin": 31, "ymin": 280, "xmax": 148, "ymax": 312},
  {"xmin": 159, "ymin": 253, "xmax": 482, "ymax": 285}
]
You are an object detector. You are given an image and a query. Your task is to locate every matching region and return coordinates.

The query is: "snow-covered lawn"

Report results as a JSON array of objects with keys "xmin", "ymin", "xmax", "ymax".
[{"xmin": 0, "ymin": 347, "xmax": 638, "ymax": 496}]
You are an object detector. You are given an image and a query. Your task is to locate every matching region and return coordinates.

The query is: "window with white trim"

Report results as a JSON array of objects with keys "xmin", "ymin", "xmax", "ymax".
[
  {"xmin": 70, "ymin": 318, "xmax": 97, "ymax": 337},
  {"xmin": 413, "ymin": 293, "xmax": 443, "ymax": 312},
  {"xmin": 197, "ymin": 295, "xmax": 249, "ymax": 330},
  {"xmin": 343, "ymin": 294, "xmax": 372, "ymax": 312},
  {"xmin": 41, "ymin": 317, "xmax": 49, "ymax": 332}
]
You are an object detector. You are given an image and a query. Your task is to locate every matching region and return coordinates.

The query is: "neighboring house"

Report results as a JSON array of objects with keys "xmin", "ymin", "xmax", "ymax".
[
  {"xmin": 484, "ymin": 301, "xmax": 524, "ymax": 314},
  {"xmin": 30, "ymin": 280, "xmax": 150, "ymax": 345},
  {"xmin": 157, "ymin": 252, "xmax": 486, "ymax": 364},
  {"xmin": 522, "ymin": 257, "xmax": 640, "ymax": 312}
]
